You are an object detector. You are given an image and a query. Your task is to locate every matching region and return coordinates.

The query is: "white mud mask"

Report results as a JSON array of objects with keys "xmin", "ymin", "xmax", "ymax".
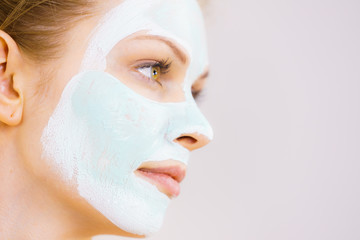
[{"xmin": 41, "ymin": 0, "xmax": 213, "ymax": 236}]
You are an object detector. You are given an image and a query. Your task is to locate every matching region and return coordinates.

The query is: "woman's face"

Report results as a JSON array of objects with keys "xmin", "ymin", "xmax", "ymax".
[{"xmin": 20, "ymin": 0, "xmax": 212, "ymax": 237}]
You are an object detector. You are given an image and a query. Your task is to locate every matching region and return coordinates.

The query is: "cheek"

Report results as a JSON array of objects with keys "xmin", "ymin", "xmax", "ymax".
[
  {"xmin": 41, "ymin": 71, "xmax": 168, "ymax": 182},
  {"xmin": 41, "ymin": 70, "xmax": 173, "ymax": 235},
  {"xmin": 71, "ymin": 71, "xmax": 169, "ymax": 174}
]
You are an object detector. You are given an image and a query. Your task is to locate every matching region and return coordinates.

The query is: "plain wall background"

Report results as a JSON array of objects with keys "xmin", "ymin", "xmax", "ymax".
[{"xmin": 96, "ymin": 0, "xmax": 360, "ymax": 239}]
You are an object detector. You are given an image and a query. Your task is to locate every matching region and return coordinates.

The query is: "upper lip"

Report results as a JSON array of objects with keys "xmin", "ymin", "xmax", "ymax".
[{"xmin": 136, "ymin": 160, "xmax": 187, "ymax": 183}]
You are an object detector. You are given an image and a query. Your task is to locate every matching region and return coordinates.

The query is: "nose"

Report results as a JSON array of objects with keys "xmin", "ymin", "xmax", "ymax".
[
  {"xmin": 174, "ymin": 133, "xmax": 211, "ymax": 151},
  {"xmin": 166, "ymin": 101, "xmax": 213, "ymax": 152}
]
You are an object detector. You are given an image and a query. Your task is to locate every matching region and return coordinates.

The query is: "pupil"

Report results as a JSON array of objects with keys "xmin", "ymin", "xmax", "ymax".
[{"xmin": 152, "ymin": 68, "xmax": 157, "ymax": 76}]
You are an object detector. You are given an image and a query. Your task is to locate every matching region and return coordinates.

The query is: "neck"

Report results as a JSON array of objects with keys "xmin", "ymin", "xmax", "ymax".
[
  {"xmin": 0, "ymin": 138, "xmax": 96, "ymax": 240},
  {"xmin": 0, "ymin": 129, "xmax": 138, "ymax": 239}
]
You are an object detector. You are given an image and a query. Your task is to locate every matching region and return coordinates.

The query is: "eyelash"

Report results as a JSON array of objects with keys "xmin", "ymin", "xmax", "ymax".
[
  {"xmin": 155, "ymin": 58, "xmax": 172, "ymax": 73},
  {"xmin": 192, "ymin": 89, "xmax": 201, "ymax": 100},
  {"xmin": 134, "ymin": 59, "xmax": 203, "ymax": 102},
  {"xmin": 191, "ymin": 88, "xmax": 205, "ymax": 102},
  {"xmin": 136, "ymin": 58, "xmax": 172, "ymax": 85}
]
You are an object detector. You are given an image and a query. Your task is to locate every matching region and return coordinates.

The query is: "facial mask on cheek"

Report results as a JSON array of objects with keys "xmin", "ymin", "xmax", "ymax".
[{"xmin": 41, "ymin": 71, "xmax": 212, "ymax": 235}]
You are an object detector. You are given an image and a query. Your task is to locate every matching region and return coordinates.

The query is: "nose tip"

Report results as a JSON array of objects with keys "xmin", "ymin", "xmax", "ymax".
[{"xmin": 174, "ymin": 133, "xmax": 211, "ymax": 151}]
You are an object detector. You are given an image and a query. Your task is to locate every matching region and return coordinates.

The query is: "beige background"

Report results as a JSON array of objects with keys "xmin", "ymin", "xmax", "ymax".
[{"xmin": 96, "ymin": 0, "xmax": 360, "ymax": 239}]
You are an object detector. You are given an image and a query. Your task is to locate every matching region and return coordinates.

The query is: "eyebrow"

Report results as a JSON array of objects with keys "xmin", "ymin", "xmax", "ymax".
[
  {"xmin": 132, "ymin": 35, "xmax": 188, "ymax": 64},
  {"xmin": 197, "ymin": 70, "xmax": 209, "ymax": 80}
]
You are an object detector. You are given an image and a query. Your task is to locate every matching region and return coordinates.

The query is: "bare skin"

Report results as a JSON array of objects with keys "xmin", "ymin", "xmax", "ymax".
[{"xmin": 0, "ymin": 1, "xmax": 210, "ymax": 239}]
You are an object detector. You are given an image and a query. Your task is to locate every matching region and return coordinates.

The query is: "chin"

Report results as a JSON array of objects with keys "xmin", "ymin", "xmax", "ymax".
[{"xmin": 77, "ymin": 171, "xmax": 171, "ymax": 236}]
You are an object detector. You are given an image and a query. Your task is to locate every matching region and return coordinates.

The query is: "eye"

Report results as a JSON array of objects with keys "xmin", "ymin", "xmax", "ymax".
[
  {"xmin": 135, "ymin": 59, "xmax": 172, "ymax": 86},
  {"xmin": 137, "ymin": 65, "xmax": 161, "ymax": 82},
  {"xmin": 191, "ymin": 89, "xmax": 202, "ymax": 100}
]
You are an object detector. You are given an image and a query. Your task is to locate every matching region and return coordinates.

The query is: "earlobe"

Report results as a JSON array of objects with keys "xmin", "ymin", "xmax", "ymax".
[{"xmin": 0, "ymin": 31, "xmax": 23, "ymax": 126}]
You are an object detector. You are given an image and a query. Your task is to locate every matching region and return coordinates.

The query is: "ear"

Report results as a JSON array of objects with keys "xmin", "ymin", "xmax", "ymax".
[{"xmin": 0, "ymin": 30, "xmax": 24, "ymax": 126}]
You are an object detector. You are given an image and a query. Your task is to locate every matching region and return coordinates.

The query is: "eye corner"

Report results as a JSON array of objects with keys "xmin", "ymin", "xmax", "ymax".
[{"xmin": 191, "ymin": 87, "xmax": 205, "ymax": 102}]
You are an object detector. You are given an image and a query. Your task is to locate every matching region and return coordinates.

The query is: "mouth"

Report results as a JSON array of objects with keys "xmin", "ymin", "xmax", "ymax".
[{"xmin": 135, "ymin": 160, "xmax": 186, "ymax": 198}]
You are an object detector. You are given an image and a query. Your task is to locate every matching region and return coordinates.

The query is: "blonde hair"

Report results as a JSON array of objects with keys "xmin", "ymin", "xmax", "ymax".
[{"xmin": 0, "ymin": 0, "xmax": 96, "ymax": 61}]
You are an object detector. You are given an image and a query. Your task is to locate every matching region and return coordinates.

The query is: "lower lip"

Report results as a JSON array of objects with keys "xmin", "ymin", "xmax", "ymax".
[{"xmin": 135, "ymin": 170, "xmax": 180, "ymax": 198}]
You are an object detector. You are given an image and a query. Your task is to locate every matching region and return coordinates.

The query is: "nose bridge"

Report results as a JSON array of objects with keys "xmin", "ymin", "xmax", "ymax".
[{"xmin": 166, "ymin": 102, "xmax": 213, "ymax": 144}]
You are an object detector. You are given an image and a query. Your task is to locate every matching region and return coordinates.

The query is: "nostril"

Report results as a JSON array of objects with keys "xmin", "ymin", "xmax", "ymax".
[
  {"xmin": 176, "ymin": 136, "xmax": 198, "ymax": 145},
  {"xmin": 173, "ymin": 133, "xmax": 211, "ymax": 151}
]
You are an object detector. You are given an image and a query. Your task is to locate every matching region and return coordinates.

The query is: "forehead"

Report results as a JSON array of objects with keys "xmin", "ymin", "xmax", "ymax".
[
  {"xmin": 82, "ymin": 0, "xmax": 208, "ymax": 80},
  {"xmin": 145, "ymin": 0, "xmax": 207, "ymax": 53}
]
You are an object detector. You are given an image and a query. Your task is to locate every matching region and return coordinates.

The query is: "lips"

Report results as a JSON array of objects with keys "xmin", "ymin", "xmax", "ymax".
[{"xmin": 135, "ymin": 161, "xmax": 186, "ymax": 198}]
